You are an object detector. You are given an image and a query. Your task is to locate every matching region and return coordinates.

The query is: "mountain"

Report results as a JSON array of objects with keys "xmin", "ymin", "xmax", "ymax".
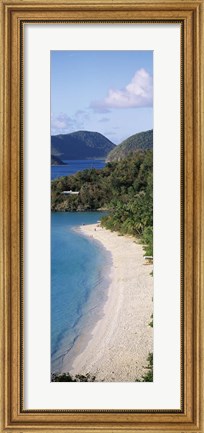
[
  {"xmin": 107, "ymin": 129, "xmax": 153, "ymax": 162},
  {"xmin": 51, "ymin": 131, "xmax": 116, "ymax": 160},
  {"xmin": 51, "ymin": 155, "xmax": 66, "ymax": 165}
]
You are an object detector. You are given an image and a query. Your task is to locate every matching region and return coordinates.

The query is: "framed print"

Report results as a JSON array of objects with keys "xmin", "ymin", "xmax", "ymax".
[{"xmin": 0, "ymin": 0, "xmax": 204, "ymax": 432}]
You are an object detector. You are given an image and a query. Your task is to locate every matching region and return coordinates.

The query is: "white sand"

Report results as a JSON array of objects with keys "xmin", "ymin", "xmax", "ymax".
[{"xmin": 62, "ymin": 224, "xmax": 153, "ymax": 382}]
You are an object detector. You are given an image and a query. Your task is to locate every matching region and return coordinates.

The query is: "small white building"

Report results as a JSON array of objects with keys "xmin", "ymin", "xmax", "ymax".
[{"xmin": 61, "ymin": 190, "xmax": 79, "ymax": 195}]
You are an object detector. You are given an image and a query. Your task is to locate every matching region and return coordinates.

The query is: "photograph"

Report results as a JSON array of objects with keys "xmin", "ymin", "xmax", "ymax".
[{"xmin": 51, "ymin": 50, "xmax": 154, "ymax": 382}]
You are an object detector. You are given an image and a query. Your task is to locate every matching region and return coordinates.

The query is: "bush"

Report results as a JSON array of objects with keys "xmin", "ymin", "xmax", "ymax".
[
  {"xmin": 51, "ymin": 372, "xmax": 96, "ymax": 382},
  {"xmin": 142, "ymin": 226, "xmax": 153, "ymax": 256},
  {"xmin": 135, "ymin": 352, "xmax": 153, "ymax": 382}
]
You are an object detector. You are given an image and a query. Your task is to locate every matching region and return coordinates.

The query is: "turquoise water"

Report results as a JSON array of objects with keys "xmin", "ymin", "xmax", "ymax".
[
  {"xmin": 51, "ymin": 159, "xmax": 106, "ymax": 180},
  {"xmin": 51, "ymin": 212, "xmax": 110, "ymax": 373}
]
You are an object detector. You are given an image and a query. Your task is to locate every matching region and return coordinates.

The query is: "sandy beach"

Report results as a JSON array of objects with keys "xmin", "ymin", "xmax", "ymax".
[{"xmin": 62, "ymin": 223, "xmax": 153, "ymax": 382}]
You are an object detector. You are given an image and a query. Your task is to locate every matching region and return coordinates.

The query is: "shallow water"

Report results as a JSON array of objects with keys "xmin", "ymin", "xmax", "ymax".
[{"xmin": 51, "ymin": 212, "xmax": 110, "ymax": 373}]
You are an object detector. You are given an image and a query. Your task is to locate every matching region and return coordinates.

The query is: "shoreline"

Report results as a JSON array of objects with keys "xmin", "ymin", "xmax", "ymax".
[{"xmin": 61, "ymin": 223, "xmax": 153, "ymax": 382}]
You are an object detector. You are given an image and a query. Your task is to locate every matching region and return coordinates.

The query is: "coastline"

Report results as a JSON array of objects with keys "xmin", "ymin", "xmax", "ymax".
[{"xmin": 61, "ymin": 223, "xmax": 153, "ymax": 382}]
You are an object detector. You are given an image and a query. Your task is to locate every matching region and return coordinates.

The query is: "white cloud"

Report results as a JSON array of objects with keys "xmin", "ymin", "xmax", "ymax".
[
  {"xmin": 51, "ymin": 110, "xmax": 90, "ymax": 135},
  {"xmin": 51, "ymin": 113, "xmax": 73, "ymax": 131},
  {"xmin": 91, "ymin": 68, "xmax": 153, "ymax": 111}
]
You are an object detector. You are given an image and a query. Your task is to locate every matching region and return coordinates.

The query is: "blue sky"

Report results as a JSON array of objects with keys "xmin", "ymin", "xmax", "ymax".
[{"xmin": 51, "ymin": 51, "xmax": 153, "ymax": 144}]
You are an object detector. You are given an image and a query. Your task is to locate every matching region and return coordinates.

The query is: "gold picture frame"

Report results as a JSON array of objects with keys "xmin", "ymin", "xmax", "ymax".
[{"xmin": 0, "ymin": 0, "xmax": 203, "ymax": 431}]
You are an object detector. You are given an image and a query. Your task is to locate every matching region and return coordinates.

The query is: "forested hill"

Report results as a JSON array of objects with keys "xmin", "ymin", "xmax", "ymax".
[
  {"xmin": 107, "ymin": 129, "xmax": 153, "ymax": 162},
  {"xmin": 51, "ymin": 150, "xmax": 153, "ymax": 254},
  {"xmin": 51, "ymin": 131, "xmax": 116, "ymax": 160}
]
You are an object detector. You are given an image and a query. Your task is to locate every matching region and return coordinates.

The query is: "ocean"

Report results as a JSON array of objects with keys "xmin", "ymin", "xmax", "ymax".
[
  {"xmin": 51, "ymin": 212, "xmax": 110, "ymax": 374},
  {"xmin": 51, "ymin": 159, "xmax": 106, "ymax": 180}
]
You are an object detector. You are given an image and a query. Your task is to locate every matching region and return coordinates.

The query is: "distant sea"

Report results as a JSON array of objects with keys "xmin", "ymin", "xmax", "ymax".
[
  {"xmin": 51, "ymin": 159, "xmax": 109, "ymax": 374},
  {"xmin": 51, "ymin": 159, "xmax": 106, "ymax": 180}
]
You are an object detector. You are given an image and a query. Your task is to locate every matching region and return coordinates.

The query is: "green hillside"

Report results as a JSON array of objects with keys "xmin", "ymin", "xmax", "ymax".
[
  {"xmin": 51, "ymin": 130, "xmax": 115, "ymax": 160},
  {"xmin": 51, "ymin": 150, "xmax": 153, "ymax": 255},
  {"xmin": 107, "ymin": 129, "xmax": 153, "ymax": 162}
]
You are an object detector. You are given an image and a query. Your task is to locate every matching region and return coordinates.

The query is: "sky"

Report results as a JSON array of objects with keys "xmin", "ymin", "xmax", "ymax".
[{"xmin": 51, "ymin": 51, "xmax": 153, "ymax": 144}]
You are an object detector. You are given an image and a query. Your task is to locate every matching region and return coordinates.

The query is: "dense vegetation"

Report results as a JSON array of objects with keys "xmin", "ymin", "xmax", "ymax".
[
  {"xmin": 51, "ymin": 372, "xmax": 96, "ymax": 382},
  {"xmin": 136, "ymin": 353, "xmax": 153, "ymax": 382},
  {"xmin": 51, "ymin": 150, "xmax": 153, "ymax": 256},
  {"xmin": 51, "ymin": 154, "xmax": 66, "ymax": 165},
  {"xmin": 107, "ymin": 129, "xmax": 153, "ymax": 162},
  {"xmin": 51, "ymin": 130, "xmax": 115, "ymax": 160}
]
